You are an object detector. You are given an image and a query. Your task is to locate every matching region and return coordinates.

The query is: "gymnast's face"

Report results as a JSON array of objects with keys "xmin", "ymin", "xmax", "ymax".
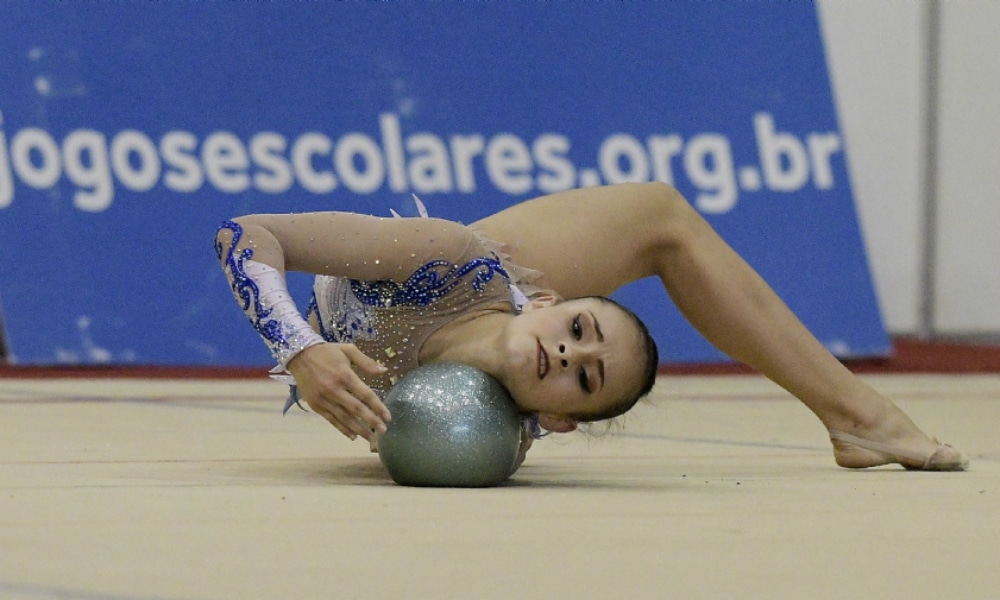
[{"xmin": 500, "ymin": 296, "xmax": 646, "ymax": 430}]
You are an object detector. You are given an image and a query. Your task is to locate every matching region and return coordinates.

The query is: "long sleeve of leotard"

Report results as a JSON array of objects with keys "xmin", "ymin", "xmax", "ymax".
[{"xmin": 213, "ymin": 212, "xmax": 484, "ymax": 366}]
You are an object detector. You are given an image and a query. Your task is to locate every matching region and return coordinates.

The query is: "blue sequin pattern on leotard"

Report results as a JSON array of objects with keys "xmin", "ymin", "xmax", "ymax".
[
  {"xmin": 349, "ymin": 256, "xmax": 510, "ymax": 309},
  {"xmin": 311, "ymin": 256, "xmax": 511, "ymax": 346}
]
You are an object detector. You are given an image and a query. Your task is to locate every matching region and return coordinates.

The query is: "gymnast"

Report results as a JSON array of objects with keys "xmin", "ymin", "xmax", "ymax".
[{"xmin": 215, "ymin": 182, "xmax": 968, "ymax": 471}]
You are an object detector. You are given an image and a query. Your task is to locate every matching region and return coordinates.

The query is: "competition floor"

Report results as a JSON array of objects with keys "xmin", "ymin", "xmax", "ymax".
[{"xmin": 1, "ymin": 370, "xmax": 998, "ymax": 600}]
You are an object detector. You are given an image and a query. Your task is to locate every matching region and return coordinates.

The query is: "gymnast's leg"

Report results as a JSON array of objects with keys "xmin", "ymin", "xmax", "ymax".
[{"xmin": 473, "ymin": 182, "xmax": 967, "ymax": 470}]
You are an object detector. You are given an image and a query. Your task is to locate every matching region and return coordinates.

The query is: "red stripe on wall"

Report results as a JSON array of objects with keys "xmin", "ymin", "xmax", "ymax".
[{"xmin": 1, "ymin": 337, "xmax": 999, "ymax": 379}]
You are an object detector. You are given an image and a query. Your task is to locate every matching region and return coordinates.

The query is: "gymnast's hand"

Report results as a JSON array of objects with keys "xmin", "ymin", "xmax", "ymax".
[{"xmin": 286, "ymin": 343, "xmax": 391, "ymax": 443}]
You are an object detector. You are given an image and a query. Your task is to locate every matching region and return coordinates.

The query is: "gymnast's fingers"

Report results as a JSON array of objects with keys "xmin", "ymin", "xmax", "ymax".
[
  {"xmin": 346, "ymin": 375, "xmax": 391, "ymax": 423},
  {"xmin": 301, "ymin": 396, "xmax": 357, "ymax": 440},
  {"xmin": 327, "ymin": 387, "xmax": 386, "ymax": 442},
  {"xmin": 308, "ymin": 397, "xmax": 377, "ymax": 443},
  {"xmin": 324, "ymin": 412, "xmax": 358, "ymax": 441}
]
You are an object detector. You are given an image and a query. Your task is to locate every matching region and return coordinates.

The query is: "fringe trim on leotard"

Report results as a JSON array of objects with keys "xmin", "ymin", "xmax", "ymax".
[
  {"xmin": 467, "ymin": 224, "xmax": 548, "ymax": 306},
  {"xmin": 397, "ymin": 194, "xmax": 550, "ymax": 309}
]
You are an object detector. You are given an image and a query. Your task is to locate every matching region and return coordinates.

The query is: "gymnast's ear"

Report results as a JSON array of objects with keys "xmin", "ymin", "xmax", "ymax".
[{"xmin": 537, "ymin": 414, "xmax": 578, "ymax": 433}]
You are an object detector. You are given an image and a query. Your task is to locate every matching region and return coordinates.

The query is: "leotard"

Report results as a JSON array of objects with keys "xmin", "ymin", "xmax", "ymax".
[{"xmin": 306, "ymin": 230, "xmax": 516, "ymax": 397}]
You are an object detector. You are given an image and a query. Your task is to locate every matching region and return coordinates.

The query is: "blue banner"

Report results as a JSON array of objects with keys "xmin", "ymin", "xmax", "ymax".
[{"xmin": 0, "ymin": 3, "xmax": 889, "ymax": 365}]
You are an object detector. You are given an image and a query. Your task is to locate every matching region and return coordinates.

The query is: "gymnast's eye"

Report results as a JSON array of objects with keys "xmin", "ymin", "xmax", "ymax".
[
  {"xmin": 578, "ymin": 367, "xmax": 591, "ymax": 393},
  {"xmin": 572, "ymin": 314, "xmax": 583, "ymax": 340}
]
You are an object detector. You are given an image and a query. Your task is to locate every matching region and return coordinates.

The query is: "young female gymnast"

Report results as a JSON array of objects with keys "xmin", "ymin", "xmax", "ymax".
[
  {"xmin": 216, "ymin": 182, "xmax": 968, "ymax": 471},
  {"xmin": 215, "ymin": 199, "xmax": 660, "ymax": 448}
]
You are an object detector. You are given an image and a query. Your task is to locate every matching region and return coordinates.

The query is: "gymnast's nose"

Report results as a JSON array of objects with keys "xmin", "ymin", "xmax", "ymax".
[{"xmin": 558, "ymin": 342, "xmax": 596, "ymax": 369}]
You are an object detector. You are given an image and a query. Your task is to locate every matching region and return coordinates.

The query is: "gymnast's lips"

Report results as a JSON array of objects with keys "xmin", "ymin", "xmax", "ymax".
[{"xmin": 537, "ymin": 339, "xmax": 549, "ymax": 380}]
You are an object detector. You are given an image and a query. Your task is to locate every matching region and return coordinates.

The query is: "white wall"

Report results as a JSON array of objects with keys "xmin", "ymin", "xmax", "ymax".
[
  {"xmin": 816, "ymin": 0, "xmax": 926, "ymax": 333},
  {"xmin": 817, "ymin": 0, "xmax": 1000, "ymax": 336},
  {"xmin": 935, "ymin": 0, "xmax": 1000, "ymax": 332}
]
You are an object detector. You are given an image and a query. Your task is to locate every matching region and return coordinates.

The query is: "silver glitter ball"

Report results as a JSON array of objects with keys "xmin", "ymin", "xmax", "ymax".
[{"xmin": 377, "ymin": 362, "xmax": 522, "ymax": 487}]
